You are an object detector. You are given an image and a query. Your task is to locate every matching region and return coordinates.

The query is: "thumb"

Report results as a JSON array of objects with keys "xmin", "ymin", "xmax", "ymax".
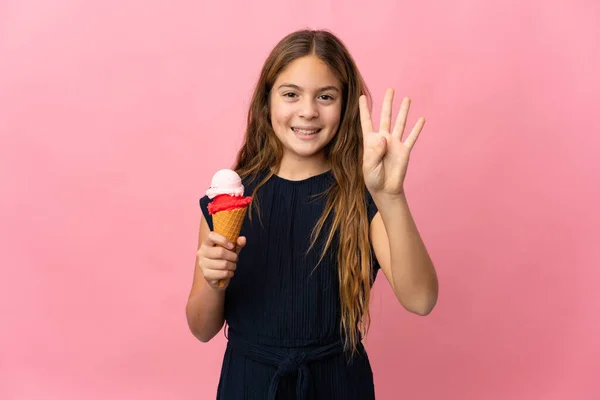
[
  {"xmin": 365, "ymin": 136, "xmax": 387, "ymax": 170},
  {"xmin": 235, "ymin": 236, "xmax": 247, "ymax": 254}
]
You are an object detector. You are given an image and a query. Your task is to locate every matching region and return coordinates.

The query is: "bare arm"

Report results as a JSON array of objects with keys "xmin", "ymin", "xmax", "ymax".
[
  {"xmin": 185, "ymin": 217, "xmax": 245, "ymax": 342},
  {"xmin": 370, "ymin": 192, "xmax": 438, "ymax": 316}
]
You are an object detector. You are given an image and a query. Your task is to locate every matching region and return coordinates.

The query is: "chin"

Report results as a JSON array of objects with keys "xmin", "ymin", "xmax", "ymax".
[
  {"xmin": 291, "ymin": 141, "xmax": 330, "ymax": 157},
  {"xmin": 293, "ymin": 149, "xmax": 325, "ymax": 159}
]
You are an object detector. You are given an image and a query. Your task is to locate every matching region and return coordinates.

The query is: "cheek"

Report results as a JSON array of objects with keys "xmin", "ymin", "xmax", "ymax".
[
  {"xmin": 270, "ymin": 102, "xmax": 293, "ymax": 127},
  {"xmin": 323, "ymin": 106, "xmax": 342, "ymax": 128}
]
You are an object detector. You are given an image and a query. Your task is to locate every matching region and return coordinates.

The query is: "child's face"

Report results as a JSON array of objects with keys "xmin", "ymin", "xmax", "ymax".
[{"xmin": 269, "ymin": 55, "xmax": 342, "ymax": 163}]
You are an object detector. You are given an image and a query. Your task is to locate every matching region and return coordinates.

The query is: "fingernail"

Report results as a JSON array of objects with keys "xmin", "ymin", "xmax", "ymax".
[{"xmin": 227, "ymin": 242, "xmax": 234, "ymax": 249}]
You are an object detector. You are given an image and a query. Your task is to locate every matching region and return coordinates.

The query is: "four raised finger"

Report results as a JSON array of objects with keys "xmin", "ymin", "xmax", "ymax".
[
  {"xmin": 403, "ymin": 117, "xmax": 426, "ymax": 150},
  {"xmin": 379, "ymin": 88, "xmax": 395, "ymax": 133},
  {"xmin": 359, "ymin": 95, "xmax": 374, "ymax": 138},
  {"xmin": 392, "ymin": 97, "xmax": 411, "ymax": 139}
]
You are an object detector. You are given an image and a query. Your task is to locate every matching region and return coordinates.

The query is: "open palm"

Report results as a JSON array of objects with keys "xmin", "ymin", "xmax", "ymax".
[{"xmin": 359, "ymin": 88, "xmax": 425, "ymax": 197}]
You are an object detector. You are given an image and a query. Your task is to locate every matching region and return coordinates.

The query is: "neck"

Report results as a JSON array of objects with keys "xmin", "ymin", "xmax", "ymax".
[{"xmin": 274, "ymin": 153, "xmax": 330, "ymax": 181}]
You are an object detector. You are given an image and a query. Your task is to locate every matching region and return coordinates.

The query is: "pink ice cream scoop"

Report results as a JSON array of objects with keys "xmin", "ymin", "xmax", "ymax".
[{"xmin": 206, "ymin": 169, "xmax": 245, "ymax": 199}]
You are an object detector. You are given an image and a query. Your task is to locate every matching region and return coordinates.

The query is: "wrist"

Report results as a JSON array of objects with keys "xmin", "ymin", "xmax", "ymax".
[
  {"xmin": 370, "ymin": 191, "xmax": 407, "ymax": 207},
  {"xmin": 203, "ymin": 279, "xmax": 228, "ymax": 294}
]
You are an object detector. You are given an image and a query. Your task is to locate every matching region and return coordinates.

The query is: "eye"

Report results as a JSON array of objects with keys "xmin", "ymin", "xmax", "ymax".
[
  {"xmin": 319, "ymin": 94, "xmax": 335, "ymax": 101},
  {"xmin": 283, "ymin": 92, "xmax": 298, "ymax": 98}
]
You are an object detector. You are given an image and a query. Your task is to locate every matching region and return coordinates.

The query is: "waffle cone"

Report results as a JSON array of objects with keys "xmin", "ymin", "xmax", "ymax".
[{"xmin": 212, "ymin": 206, "xmax": 248, "ymax": 243}]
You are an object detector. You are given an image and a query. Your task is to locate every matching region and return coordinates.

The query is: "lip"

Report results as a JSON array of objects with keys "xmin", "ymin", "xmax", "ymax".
[{"xmin": 292, "ymin": 126, "xmax": 322, "ymax": 130}]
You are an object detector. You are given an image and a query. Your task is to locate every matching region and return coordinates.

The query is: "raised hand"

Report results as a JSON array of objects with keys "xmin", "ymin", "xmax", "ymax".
[{"xmin": 359, "ymin": 88, "xmax": 425, "ymax": 197}]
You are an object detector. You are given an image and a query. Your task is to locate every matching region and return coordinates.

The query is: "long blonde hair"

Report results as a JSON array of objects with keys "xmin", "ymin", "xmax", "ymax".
[{"xmin": 233, "ymin": 29, "xmax": 375, "ymax": 354}]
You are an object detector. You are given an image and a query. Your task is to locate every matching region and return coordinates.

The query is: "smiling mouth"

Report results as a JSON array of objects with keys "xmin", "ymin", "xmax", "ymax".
[{"xmin": 292, "ymin": 127, "xmax": 322, "ymax": 135}]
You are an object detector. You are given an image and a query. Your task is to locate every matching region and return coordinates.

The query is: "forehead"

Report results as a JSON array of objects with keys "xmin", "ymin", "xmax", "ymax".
[{"xmin": 274, "ymin": 55, "xmax": 341, "ymax": 90}]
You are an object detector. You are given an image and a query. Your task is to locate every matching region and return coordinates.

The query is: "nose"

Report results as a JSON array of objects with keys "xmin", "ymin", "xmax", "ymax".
[{"xmin": 298, "ymin": 98, "xmax": 319, "ymax": 119}]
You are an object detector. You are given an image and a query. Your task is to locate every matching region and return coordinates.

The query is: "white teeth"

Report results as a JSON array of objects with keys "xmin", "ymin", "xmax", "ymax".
[{"xmin": 293, "ymin": 128, "xmax": 320, "ymax": 135}]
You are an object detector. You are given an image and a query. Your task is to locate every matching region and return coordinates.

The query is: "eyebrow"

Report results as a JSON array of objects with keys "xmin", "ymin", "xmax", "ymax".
[{"xmin": 277, "ymin": 83, "xmax": 340, "ymax": 92}]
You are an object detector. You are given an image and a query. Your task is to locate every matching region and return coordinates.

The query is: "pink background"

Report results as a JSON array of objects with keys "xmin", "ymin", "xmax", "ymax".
[{"xmin": 2, "ymin": 0, "xmax": 599, "ymax": 399}]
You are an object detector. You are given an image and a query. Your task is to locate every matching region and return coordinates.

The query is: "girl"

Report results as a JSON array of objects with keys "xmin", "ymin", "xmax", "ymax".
[{"xmin": 187, "ymin": 29, "xmax": 438, "ymax": 399}]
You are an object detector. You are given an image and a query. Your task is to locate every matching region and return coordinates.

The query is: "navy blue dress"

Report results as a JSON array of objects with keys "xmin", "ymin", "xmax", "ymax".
[{"xmin": 199, "ymin": 170, "xmax": 380, "ymax": 400}]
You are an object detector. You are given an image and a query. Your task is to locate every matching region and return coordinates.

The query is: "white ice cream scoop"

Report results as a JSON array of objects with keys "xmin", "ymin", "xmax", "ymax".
[{"xmin": 206, "ymin": 169, "xmax": 245, "ymax": 199}]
